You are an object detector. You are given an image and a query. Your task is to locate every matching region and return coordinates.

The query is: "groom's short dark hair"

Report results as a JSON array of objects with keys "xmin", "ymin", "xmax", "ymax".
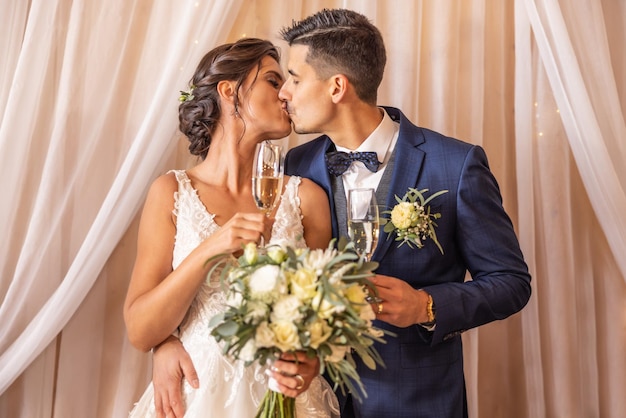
[{"xmin": 280, "ymin": 9, "xmax": 386, "ymax": 105}]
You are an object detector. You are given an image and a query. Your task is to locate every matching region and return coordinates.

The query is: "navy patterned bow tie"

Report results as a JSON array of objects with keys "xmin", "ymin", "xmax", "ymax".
[{"xmin": 325, "ymin": 151, "xmax": 381, "ymax": 176}]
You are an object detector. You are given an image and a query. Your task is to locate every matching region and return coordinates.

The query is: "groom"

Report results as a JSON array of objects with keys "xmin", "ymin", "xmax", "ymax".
[
  {"xmin": 277, "ymin": 9, "xmax": 531, "ymax": 418},
  {"xmin": 152, "ymin": 9, "xmax": 531, "ymax": 418}
]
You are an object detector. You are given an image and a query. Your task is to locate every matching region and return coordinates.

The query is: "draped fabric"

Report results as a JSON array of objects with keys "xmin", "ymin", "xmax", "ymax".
[
  {"xmin": 514, "ymin": 1, "xmax": 626, "ymax": 416},
  {"xmin": 0, "ymin": 1, "xmax": 623, "ymax": 417}
]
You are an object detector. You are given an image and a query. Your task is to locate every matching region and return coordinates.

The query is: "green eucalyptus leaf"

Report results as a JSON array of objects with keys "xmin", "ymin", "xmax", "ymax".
[{"xmin": 213, "ymin": 321, "xmax": 238, "ymax": 337}]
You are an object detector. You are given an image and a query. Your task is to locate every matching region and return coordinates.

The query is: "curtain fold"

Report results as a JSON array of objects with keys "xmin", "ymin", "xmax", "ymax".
[
  {"xmin": 515, "ymin": 0, "xmax": 626, "ymax": 416},
  {"xmin": 0, "ymin": 0, "xmax": 244, "ymax": 400},
  {"xmin": 522, "ymin": 0, "xmax": 626, "ymax": 281},
  {"xmin": 514, "ymin": 3, "xmax": 546, "ymax": 417},
  {"xmin": 0, "ymin": 1, "xmax": 624, "ymax": 417}
]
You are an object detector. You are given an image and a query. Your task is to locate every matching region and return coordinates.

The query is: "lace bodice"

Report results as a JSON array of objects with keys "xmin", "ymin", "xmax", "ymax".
[{"xmin": 170, "ymin": 170, "xmax": 306, "ymax": 269}]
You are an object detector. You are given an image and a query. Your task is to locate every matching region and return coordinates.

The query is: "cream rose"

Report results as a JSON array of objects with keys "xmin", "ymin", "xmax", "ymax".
[
  {"xmin": 255, "ymin": 321, "xmax": 276, "ymax": 348},
  {"xmin": 308, "ymin": 318, "xmax": 332, "ymax": 349},
  {"xmin": 267, "ymin": 246, "xmax": 287, "ymax": 264},
  {"xmin": 345, "ymin": 283, "xmax": 367, "ymax": 305},
  {"xmin": 270, "ymin": 320, "xmax": 301, "ymax": 352},
  {"xmin": 243, "ymin": 242, "xmax": 258, "ymax": 265},
  {"xmin": 325, "ymin": 344, "xmax": 350, "ymax": 363},
  {"xmin": 359, "ymin": 303, "xmax": 376, "ymax": 321},
  {"xmin": 290, "ymin": 268, "xmax": 318, "ymax": 301},
  {"xmin": 312, "ymin": 292, "xmax": 344, "ymax": 319},
  {"xmin": 390, "ymin": 201, "xmax": 415, "ymax": 229}
]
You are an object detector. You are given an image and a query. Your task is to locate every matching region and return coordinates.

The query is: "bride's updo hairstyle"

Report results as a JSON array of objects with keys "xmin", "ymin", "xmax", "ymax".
[{"xmin": 179, "ymin": 38, "xmax": 280, "ymax": 159}]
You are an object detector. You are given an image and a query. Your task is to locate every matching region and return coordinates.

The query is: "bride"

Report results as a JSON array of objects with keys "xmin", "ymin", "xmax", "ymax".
[{"xmin": 124, "ymin": 38, "xmax": 338, "ymax": 417}]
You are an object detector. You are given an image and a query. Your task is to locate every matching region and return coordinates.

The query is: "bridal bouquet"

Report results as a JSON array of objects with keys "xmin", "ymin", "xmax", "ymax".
[
  {"xmin": 382, "ymin": 187, "xmax": 448, "ymax": 253},
  {"xmin": 208, "ymin": 239, "xmax": 388, "ymax": 418}
]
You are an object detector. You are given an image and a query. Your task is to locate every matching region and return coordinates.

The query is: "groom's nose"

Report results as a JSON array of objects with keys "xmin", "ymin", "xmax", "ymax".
[{"xmin": 278, "ymin": 80, "xmax": 291, "ymax": 101}]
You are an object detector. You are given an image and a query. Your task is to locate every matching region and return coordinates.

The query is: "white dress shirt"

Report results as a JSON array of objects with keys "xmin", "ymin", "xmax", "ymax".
[
  {"xmin": 339, "ymin": 110, "xmax": 435, "ymax": 330},
  {"xmin": 335, "ymin": 108, "xmax": 400, "ymax": 199}
]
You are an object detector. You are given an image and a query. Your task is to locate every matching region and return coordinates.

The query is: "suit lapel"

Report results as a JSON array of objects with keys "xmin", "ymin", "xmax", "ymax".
[{"xmin": 309, "ymin": 138, "xmax": 340, "ymax": 238}]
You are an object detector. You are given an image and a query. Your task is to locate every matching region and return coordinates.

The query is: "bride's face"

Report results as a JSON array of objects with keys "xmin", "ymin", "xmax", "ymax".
[{"xmin": 237, "ymin": 56, "xmax": 292, "ymax": 141}]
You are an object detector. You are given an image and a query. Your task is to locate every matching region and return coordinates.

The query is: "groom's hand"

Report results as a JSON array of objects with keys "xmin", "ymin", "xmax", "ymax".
[
  {"xmin": 152, "ymin": 335, "xmax": 199, "ymax": 418},
  {"xmin": 369, "ymin": 274, "xmax": 432, "ymax": 327}
]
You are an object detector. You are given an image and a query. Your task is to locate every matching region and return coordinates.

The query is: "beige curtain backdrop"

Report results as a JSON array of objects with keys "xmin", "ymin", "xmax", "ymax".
[{"xmin": 0, "ymin": 0, "xmax": 624, "ymax": 417}]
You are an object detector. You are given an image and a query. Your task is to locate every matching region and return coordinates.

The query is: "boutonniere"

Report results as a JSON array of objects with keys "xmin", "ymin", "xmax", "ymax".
[{"xmin": 382, "ymin": 188, "xmax": 448, "ymax": 254}]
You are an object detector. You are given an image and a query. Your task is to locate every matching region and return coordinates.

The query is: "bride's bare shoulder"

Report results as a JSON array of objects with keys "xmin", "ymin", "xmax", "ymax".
[{"xmin": 297, "ymin": 177, "xmax": 327, "ymax": 199}]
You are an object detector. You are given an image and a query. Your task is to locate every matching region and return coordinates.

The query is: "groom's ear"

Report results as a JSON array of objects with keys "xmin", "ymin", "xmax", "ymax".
[{"xmin": 329, "ymin": 74, "xmax": 349, "ymax": 104}]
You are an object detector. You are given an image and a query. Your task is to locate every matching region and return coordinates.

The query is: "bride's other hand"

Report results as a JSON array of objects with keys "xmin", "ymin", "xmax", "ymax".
[
  {"xmin": 152, "ymin": 335, "xmax": 199, "ymax": 418},
  {"xmin": 268, "ymin": 351, "xmax": 320, "ymax": 398}
]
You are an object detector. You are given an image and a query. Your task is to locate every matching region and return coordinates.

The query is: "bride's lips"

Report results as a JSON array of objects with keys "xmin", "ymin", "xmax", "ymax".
[{"xmin": 281, "ymin": 104, "xmax": 292, "ymax": 121}]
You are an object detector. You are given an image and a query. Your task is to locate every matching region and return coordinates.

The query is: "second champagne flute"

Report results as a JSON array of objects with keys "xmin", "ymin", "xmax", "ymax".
[
  {"xmin": 347, "ymin": 188, "xmax": 380, "ymax": 262},
  {"xmin": 252, "ymin": 141, "xmax": 284, "ymax": 246}
]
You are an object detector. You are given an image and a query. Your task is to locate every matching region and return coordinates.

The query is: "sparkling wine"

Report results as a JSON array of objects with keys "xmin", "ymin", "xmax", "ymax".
[
  {"xmin": 348, "ymin": 219, "xmax": 379, "ymax": 260},
  {"xmin": 252, "ymin": 176, "xmax": 282, "ymax": 214}
]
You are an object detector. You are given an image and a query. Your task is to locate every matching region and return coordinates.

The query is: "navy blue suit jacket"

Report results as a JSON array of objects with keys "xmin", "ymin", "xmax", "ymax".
[{"xmin": 285, "ymin": 107, "xmax": 531, "ymax": 418}]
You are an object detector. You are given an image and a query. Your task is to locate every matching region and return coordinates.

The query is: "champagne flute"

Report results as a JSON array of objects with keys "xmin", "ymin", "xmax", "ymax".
[
  {"xmin": 347, "ymin": 188, "xmax": 380, "ymax": 262},
  {"xmin": 252, "ymin": 141, "xmax": 284, "ymax": 246}
]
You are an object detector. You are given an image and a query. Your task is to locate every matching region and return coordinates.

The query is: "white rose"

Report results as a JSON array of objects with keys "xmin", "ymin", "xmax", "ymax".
[
  {"xmin": 255, "ymin": 321, "xmax": 276, "ymax": 348},
  {"xmin": 249, "ymin": 265, "xmax": 282, "ymax": 303},
  {"xmin": 270, "ymin": 320, "xmax": 301, "ymax": 352},
  {"xmin": 270, "ymin": 295, "xmax": 303, "ymax": 322},
  {"xmin": 239, "ymin": 338, "xmax": 258, "ymax": 363},
  {"xmin": 226, "ymin": 290, "xmax": 244, "ymax": 308}
]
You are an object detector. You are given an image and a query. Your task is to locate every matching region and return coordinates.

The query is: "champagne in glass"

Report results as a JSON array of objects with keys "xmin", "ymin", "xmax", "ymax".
[
  {"xmin": 252, "ymin": 142, "xmax": 284, "ymax": 245},
  {"xmin": 347, "ymin": 188, "xmax": 380, "ymax": 261},
  {"xmin": 252, "ymin": 176, "xmax": 282, "ymax": 215}
]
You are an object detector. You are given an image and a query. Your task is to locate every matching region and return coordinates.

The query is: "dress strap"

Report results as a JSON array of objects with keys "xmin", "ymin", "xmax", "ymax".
[{"xmin": 168, "ymin": 169, "xmax": 193, "ymax": 192}]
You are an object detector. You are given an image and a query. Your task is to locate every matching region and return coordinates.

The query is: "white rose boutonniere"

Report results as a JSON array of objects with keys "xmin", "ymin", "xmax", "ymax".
[{"xmin": 382, "ymin": 188, "xmax": 448, "ymax": 253}]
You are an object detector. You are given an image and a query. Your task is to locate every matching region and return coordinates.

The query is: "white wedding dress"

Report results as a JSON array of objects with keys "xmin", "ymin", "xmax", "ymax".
[{"xmin": 129, "ymin": 170, "xmax": 339, "ymax": 418}]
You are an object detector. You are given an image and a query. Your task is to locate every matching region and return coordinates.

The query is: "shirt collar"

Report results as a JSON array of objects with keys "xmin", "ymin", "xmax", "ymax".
[{"xmin": 335, "ymin": 108, "xmax": 398, "ymax": 165}]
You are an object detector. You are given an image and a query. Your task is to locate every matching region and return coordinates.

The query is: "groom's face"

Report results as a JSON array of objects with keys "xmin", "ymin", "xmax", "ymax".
[{"xmin": 279, "ymin": 44, "xmax": 335, "ymax": 135}]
